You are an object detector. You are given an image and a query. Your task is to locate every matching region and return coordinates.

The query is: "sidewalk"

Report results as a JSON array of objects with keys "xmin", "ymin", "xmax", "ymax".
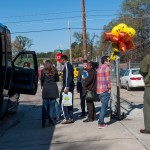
[
  {"xmin": 0, "ymin": 89, "xmax": 149, "ymax": 150},
  {"xmin": 50, "ymin": 100, "xmax": 150, "ymax": 150}
]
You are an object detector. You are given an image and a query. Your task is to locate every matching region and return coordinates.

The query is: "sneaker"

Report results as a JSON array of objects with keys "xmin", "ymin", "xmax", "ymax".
[
  {"xmin": 83, "ymin": 118, "xmax": 93, "ymax": 122},
  {"xmin": 98, "ymin": 123, "xmax": 108, "ymax": 129},
  {"xmin": 68, "ymin": 119, "xmax": 74, "ymax": 123},
  {"xmin": 61, "ymin": 119, "xmax": 71, "ymax": 124}
]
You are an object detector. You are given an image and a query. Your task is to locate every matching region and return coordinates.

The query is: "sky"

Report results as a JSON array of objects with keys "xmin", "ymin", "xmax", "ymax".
[{"xmin": 0, "ymin": 0, "xmax": 123, "ymax": 53}]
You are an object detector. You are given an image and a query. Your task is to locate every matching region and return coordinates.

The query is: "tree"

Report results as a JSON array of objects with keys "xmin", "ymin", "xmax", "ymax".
[
  {"xmin": 12, "ymin": 35, "xmax": 33, "ymax": 55},
  {"xmin": 120, "ymin": 0, "xmax": 150, "ymax": 62},
  {"xmin": 72, "ymin": 32, "xmax": 99, "ymax": 60},
  {"xmin": 99, "ymin": 0, "xmax": 150, "ymax": 63},
  {"xmin": 87, "ymin": 33, "xmax": 99, "ymax": 60}
]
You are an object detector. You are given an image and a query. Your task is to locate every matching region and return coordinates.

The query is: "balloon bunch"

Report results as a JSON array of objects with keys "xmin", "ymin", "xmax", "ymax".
[{"xmin": 104, "ymin": 23, "xmax": 136, "ymax": 61}]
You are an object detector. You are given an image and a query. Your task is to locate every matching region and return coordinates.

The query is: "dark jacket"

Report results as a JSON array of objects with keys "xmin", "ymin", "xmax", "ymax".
[
  {"xmin": 83, "ymin": 69, "xmax": 97, "ymax": 96},
  {"xmin": 41, "ymin": 69, "xmax": 59, "ymax": 99},
  {"xmin": 77, "ymin": 68, "xmax": 88, "ymax": 93},
  {"xmin": 62, "ymin": 62, "xmax": 74, "ymax": 92},
  {"xmin": 140, "ymin": 53, "xmax": 150, "ymax": 86}
]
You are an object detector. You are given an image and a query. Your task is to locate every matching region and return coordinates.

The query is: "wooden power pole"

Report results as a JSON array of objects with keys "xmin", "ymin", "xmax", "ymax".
[{"xmin": 81, "ymin": 0, "xmax": 87, "ymax": 60}]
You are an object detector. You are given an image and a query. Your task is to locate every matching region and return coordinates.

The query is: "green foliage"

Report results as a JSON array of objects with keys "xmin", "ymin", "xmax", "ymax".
[
  {"xmin": 12, "ymin": 35, "xmax": 33, "ymax": 53},
  {"xmin": 99, "ymin": 0, "xmax": 150, "ymax": 63},
  {"xmin": 50, "ymin": 58, "xmax": 57, "ymax": 66},
  {"xmin": 36, "ymin": 52, "xmax": 52, "ymax": 58},
  {"xmin": 72, "ymin": 32, "xmax": 99, "ymax": 60}
]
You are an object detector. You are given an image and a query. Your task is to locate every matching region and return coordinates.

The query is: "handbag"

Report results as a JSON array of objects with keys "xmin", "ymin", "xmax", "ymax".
[
  {"xmin": 62, "ymin": 92, "xmax": 72, "ymax": 106},
  {"xmin": 85, "ymin": 90, "xmax": 100, "ymax": 102}
]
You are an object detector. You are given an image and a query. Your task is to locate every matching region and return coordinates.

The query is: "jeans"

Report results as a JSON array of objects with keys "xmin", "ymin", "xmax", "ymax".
[
  {"xmin": 55, "ymin": 100, "xmax": 61, "ymax": 117},
  {"xmin": 42, "ymin": 99, "xmax": 56, "ymax": 123},
  {"xmin": 98, "ymin": 92, "xmax": 110, "ymax": 124},
  {"xmin": 62, "ymin": 91, "xmax": 74, "ymax": 120}
]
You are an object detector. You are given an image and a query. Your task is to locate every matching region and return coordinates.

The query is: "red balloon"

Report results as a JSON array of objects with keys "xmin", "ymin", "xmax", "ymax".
[
  {"xmin": 118, "ymin": 32, "xmax": 131, "ymax": 42},
  {"xmin": 110, "ymin": 35, "xmax": 119, "ymax": 43},
  {"xmin": 126, "ymin": 41, "xmax": 135, "ymax": 50},
  {"xmin": 104, "ymin": 32, "xmax": 112, "ymax": 41},
  {"xmin": 104, "ymin": 32, "xmax": 119, "ymax": 43},
  {"xmin": 118, "ymin": 42, "xmax": 126, "ymax": 52},
  {"xmin": 104, "ymin": 29, "xmax": 135, "ymax": 53}
]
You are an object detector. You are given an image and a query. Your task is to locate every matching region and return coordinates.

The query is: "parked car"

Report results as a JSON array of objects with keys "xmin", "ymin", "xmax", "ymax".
[
  {"xmin": 120, "ymin": 68, "xmax": 145, "ymax": 91},
  {"xmin": 120, "ymin": 68, "xmax": 127, "ymax": 77}
]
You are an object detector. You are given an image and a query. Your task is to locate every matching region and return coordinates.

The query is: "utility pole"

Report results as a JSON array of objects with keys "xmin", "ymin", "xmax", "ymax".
[
  {"xmin": 68, "ymin": 19, "xmax": 72, "ymax": 64},
  {"xmin": 81, "ymin": 0, "xmax": 87, "ymax": 60}
]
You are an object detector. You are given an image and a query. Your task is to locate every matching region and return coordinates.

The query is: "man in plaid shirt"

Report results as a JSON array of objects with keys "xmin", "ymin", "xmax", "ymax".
[{"xmin": 97, "ymin": 56, "xmax": 111, "ymax": 129}]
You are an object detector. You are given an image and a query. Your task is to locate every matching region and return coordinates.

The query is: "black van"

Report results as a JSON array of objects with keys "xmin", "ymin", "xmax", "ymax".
[{"xmin": 0, "ymin": 23, "xmax": 38, "ymax": 117}]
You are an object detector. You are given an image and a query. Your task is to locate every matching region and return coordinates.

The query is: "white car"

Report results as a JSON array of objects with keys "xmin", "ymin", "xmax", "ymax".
[{"xmin": 120, "ymin": 68, "xmax": 145, "ymax": 91}]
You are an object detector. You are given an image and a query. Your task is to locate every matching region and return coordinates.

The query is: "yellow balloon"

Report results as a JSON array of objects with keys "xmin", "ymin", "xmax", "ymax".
[
  {"xmin": 126, "ymin": 27, "xmax": 136, "ymax": 38},
  {"xmin": 110, "ymin": 52, "xmax": 116, "ymax": 61},
  {"xmin": 117, "ymin": 23, "xmax": 128, "ymax": 32},
  {"xmin": 111, "ymin": 26, "xmax": 120, "ymax": 36},
  {"xmin": 112, "ymin": 43, "xmax": 120, "ymax": 52}
]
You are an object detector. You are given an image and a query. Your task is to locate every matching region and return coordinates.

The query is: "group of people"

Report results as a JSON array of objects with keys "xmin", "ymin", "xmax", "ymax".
[
  {"xmin": 40, "ymin": 53, "xmax": 150, "ymax": 133},
  {"xmin": 40, "ymin": 55, "xmax": 111, "ymax": 129},
  {"xmin": 77, "ymin": 56, "xmax": 111, "ymax": 129}
]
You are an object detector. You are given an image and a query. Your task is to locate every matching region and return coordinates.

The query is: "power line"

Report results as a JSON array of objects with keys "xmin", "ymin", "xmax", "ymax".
[
  {"xmin": 0, "ymin": 9, "xmax": 120, "ymax": 19},
  {"xmin": 6, "ymin": 16, "xmax": 150, "ymax": 27},
  {"xmin": 11, "ymin": 26, "xmax": 149, "ymax": 34},
  {"xmin": 4, "ymin": 14, "xmax": 118, "ymax": 24},
  {"xmin": 11, "ymin": 27, "xmax": 104, "ymax": 34},
  {"xmin": 6, "ymin": 17, "xmax": 117, "ymax": 27}
]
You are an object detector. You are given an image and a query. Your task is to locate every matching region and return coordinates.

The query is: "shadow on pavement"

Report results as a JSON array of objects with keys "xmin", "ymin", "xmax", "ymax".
[{"xmin": 0, "ymin": 104, "xmax": 56, "ymax": 150}]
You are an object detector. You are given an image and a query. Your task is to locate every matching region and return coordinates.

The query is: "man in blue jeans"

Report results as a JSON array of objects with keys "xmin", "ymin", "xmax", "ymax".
[{"xmin": 97, "ymin": 56, "xmax": 111, "ymax": 129}]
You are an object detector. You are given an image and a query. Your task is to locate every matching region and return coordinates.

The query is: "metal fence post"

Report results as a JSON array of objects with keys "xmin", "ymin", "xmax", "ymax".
[{"xmin": 116, "ymin": 56, "xmax": 121, "ymax": 120}]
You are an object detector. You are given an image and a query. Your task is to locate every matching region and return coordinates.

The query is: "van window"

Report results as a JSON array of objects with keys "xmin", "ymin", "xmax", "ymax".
[
  {"xmin": 6, "ymin": 31, "xmax": 12, "ymax": 67},
  {"xmin": 14, "ymin": 53, "xmax": 34, "ymax": 69},
  {"xmin": 0, "ymin": 34, "xmax": 5, "ymax": 67},
  {"xmin": 0, "ymin": 34, "xmax": 2, "ymax": 67}
]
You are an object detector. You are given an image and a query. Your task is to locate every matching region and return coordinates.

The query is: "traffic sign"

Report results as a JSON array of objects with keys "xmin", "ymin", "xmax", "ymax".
[
  {"xmin": 56, "ymin": 53, "xmax": 63, "ymax": 62},
  {"xmin": 54, "ymin": 49, "xmax": 64, "ymax": 53}
]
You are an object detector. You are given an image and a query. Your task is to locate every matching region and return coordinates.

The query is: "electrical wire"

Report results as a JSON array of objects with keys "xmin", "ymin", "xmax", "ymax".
[
  {"xmin": 0, "ymin": 9, "xmax": 120, "ymax": 19},
  {"xmin": 4, "ymin": 14, "xmax": 118, "ymax": 24},
  {"xmin": 11, "ymin": 27, "xmax": 104, "ymax": 34},
  {"xmin": 7, "ymin": 17, "xmax": 116, "ymax": 27}
]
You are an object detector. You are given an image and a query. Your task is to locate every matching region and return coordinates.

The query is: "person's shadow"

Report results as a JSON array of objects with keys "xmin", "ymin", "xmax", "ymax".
[{"xmin": 94, "ymin": 101, "xmax": 143, "ymax": 126}]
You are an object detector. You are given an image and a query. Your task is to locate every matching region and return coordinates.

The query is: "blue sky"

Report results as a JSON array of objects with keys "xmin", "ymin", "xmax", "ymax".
[{"xmin": 0, "ymin": 0, "xmax": 123, "ymax": 53}]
